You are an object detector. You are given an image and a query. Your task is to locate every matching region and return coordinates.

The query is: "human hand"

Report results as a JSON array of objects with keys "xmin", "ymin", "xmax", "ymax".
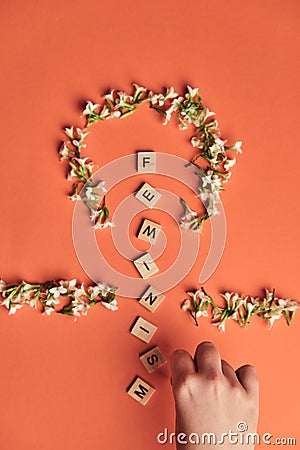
[{"xmin": 170, "ymin": 341, "xmax": 259, "ymax": 449}]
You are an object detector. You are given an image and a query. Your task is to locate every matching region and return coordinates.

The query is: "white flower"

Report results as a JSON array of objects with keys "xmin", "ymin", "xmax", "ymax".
[
  {"xmin": 90, "ymin": 210, "xmax": 99, "ymax": 222},
  {"xmin": 45, "ymin": 296, "xmax": 60, "ymax": 306},
  {"xmin": 59, "ymin": 143, "xmax": 70, "ymax": 160},
  {"xmin": 8, "ymin": 303, "xmax": 23, "ymax": 315},
  {"xmin": 278, "ymin": 298, "xmax": 298, "ymax": 312},
  {"xmin": 99, "ymin": 106, "xmax": 110, "ymax": 118},
  {"xmin": 180, "ymin": 209, "xmax": 198, "ymax": 231},
  {"xmin": 88, "ymin": 285, "xmax": 101, "ymax": 299},
  {"xmin": 116, "ymin": 91, "xmax": 133, "ymax": 107},
  {"xmin": 106, "ymin": 110, "xmax": 121, "ymax": 119},
  {"xmin": 201, "ymin": 171, "xmax": 223, "ymax": 191},
  {"xmin": 64, "ymin": 126, "xmax": 74, "ymax": 139},
  {"xmin": 29, "ymin": 297, "xmax": 38, "ymax": 308},
  {"xmin": 217, "ymin": 321, "xmax": 226, "ymax": 332},
  {"xmin": 178, "ymin": 118, "xmax": 190, "ymax": 130},
  {"xmin": 191, "ymin": 136, "xmax": 202, "ymax": 148},
  {"xmin": 199, "ymin": 190, "xmax": 220, "ymax": 203},
  {"xmin": 97, "ymin": 282, "xmax": 117, "ymax": 297},
  {"xmin": 0, "ymin": 279, "xmax": 7, "ymax": 293},
  {"xmin": 224, "ymin": 158, "xmax": 236, "ymax": 171},
  {"xmin": 49, "ymin": 285, "xmax": 68, "ymax": 299},
  {"xmin": 74, "ymin": 284, "xmax": 87, "ymax": 300},
  {"xmin": 195, "ymin": 290, "xmax": 211, "ymax": 302},
  {"xmin": 181, "ymin": 299, "xmax": 191, "ymax": 311},
  {"xmin": 95, "ymin": 181, "xmax": 107, "ymax": 194},
  {"xmin": 76, "ymin": 128, "xmax": 89, "ymax": 141},
  {"xmin": 162, "ymin": 108, "xmax": 173, "ymax": 125},
  {"xmin": 209, "ymin": 138, "xmax": 226, "ymax": 157},
  {"xmin": 232, "ymin": 141, "xmax": 243, "ymax": 154},
  {"xmin": 86, "ymin": 187, "xmax": 97, "ymax": 201},
  {"xmin": 101, "ymin": 299, "xmax": 118, "ymax": 311},
  {"xmin": 165, "ymin": 86, "xmax": 178, "ymax": 100},
  {"xmin": 82, "ymin": 101, "xmax": 100, "ymax": 115},
  {"xmin": 196, "ymin": 309, "xmax": 208, "ymax": 318},
  {"xmin": 104, "ymin": 90, "xmax": 115, "ymax": 103},
  {"xmin": 67, "ymin": 168, "xmax": 77, "ymax": 181},
  {"xmin": 43, "ymin": 306, "xmax": 55, "ymax": 316},
  {"xmin": 60, "ymin": 279, "xmax": 77, "ymax": 291},
  {"xmin": 93, "ymin": 220, "xmax": 114, "ymax": 230},
  {"xmin": 72, "ymin": 299, "xmax": 90, "ymax": 317},
  {"xmin": 222, "ymin": 172, "xmax": 232, "ymax": 184},
  {"xmin": 186, "ymin": 85, "xmax": 198, "ymax": 98},
  {"xmin": 132, "ymin": 83, "xmax": 147, "ymax": 94},
  {"xmin": 69, "ymin": 193, "xmax": 81, "ymax": 201},
  {"xmin": 151, "ymin": 93, "xmax": 165, "ymax": 106},
  {"xmin": 267, "ymin": 312, "xmax": 282, "ymax": 329},
  {"xmin": 203, "ymin": 107, "xmax": 215, "ymax": 121}
]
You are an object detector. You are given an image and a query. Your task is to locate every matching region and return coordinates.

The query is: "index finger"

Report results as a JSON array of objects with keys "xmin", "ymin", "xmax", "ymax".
[{"xmin": 170, "ymin": 349, "xmax": 196, "ymax": 390}]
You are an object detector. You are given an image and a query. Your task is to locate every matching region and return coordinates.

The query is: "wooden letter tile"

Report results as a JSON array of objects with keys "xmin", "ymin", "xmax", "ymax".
[
  {"xmin": 137, "ymin": 219, "xmax": 161, "ymax": 244},
  {"xmin": 137, "ymin": 152, "xmax": 156, "ymax": 173},
  {"xmin": 135, "ymin": 182, "xmax": 161, "ymax": 208},
  {"xmin": 133, "ymin": 253, "xmax": 159, "ymax": 279},
  {"xmin": 139, "ymin": 346, "xmax": 166, "ymax": 373},
  {"xmin": 130, "ymin": 316, "xmax": 158, "ymax": 343},
  {"xmin": 139, "ymin": 285, "xmax": 165, "ymax": 312},
  {"xmin": 127, "ymin": 376, "xmax": 155, "ymax": 405}
]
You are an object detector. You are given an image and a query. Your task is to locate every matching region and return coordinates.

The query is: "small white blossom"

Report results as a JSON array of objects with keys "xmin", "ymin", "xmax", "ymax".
[
  {"xmin": 69, "ymin": 193, "xmax": 81, "ymax": 201},
  {"xmin": 43, "ymin": 306, "xmax": 55, "ymax": 316},
  {"xmin": 224, "ymin": 158, "xmax": 236, "ymax": 171},
  {"xmin": 49, "ymin": 285, "xmax": 68, "ymax": 299},
  {"xmin": 186, "ymin": 85, "xmax": 198, "ymax": 98},
  {"xmin": 181, "ymin": 299, "xmax": 191, "ymax": 311},
  {"xmin": 64, "ymin": 126, "xmax": 74, "ymax": 139},
  {"xmin": 191, "ymin": 136, "xmax": 202, "ymax": 148},
  {"xmin": 196, "ymin": 309, "xmax": 208, "ymax": 318},
  {"xmin": 202, "ymin": 107, "xmax": 215, "ymax": 121},
  {"xmin": 0, "ymin": 279, "xmax": 7, "ymax": 293},
  {"xmin": 232, "ymin": 141, "xmax": 243, "ymax": 154},
  {"xmin": 82, "ymin": 101, "xmax": 100, "ymax": 116},
  {"xmin": 104, "ymin": 90, "xmax": 115, "ymax": 102},
  {"xmin": 59, "ymin": 143, "xmax": 70, "ymax": 160},
  {"xmin": 72, "ymin": 299, "xmax": 90, "ymax": 318},
  {"xmin": 101, "ymin": 299, "xmax": 118, "ymax": 311},
  {"xmin": 201, "ymin": 171, "xmax": 223, "ymax": 191},
  {"xmin": 165, "ymin": 86, "xmax": 178, "ymax": 100},
  {"xmin": 97, "ymin": 282, "xmax": 117, "ymax": 297},
  {"xmin": 132, "ymin": 83, "xmax": 147, "ymax": 94},
  {"xmin": 267, "ymin": 312, "xmax": 282, "ymax": 329},
  {"xmin": 94, "ymin": 181, "xmax": 107, "ymax": 194},
  {"xmin": 93, "ymin": 220, "xmax": 114, "ymax": 230},
  {"xmin": 88, "ymin": 285, "xmax": 101, "ymax": 299},
  {"xmin": 60, "ymin": 279, "xmax": 77, "ymax": 291},
  {"xmin": 106, "ymin": 110, "xmax": 121, "ymax": 119},
  {"xmin": 8, "ymin": 303, "xmax": 23, "ymax": 315},
  {"xmin": 151, "ymin": 93, "xmax": 165, "ymax": 106},
  {"xmin": 278, "ymin": 298, "xmax": 298, "ymax": 312},
  {"xmin": 209, "ymin": 138, "xmax": 226, "ymax": 157},
  {"xmin": 86, "ymin": 187, "xmax": 97, "ymax": 201},
  {"xmin": 74, "ymin": 284, "xmax": 87, "ymax": 300}
]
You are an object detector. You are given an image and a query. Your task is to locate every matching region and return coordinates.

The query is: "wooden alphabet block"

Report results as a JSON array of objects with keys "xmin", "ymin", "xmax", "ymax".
[
  {"xmin": 139, "ymin": 346, "xmax": 167, "ymax": 373},
  {"xmin": 135, "ymin": 182, "xmax": 161, "ymax": 208},
  {"xmin": 130, "ymin": 316, "xmax": 158, "ymax": 343},
  {"xmin": 127, "ymin": 376, "xmax": 155, "ymax": 405},
  {"xmin": 133, "ymin": 253, "xmax": 159, "ymax": 279},
  {"xmin": 137, "ymin": 152, "xmax": 156, "ymax": 173},
  {"xmin": 138, "ymin": 219, "xmax": 161, "ymax": 244},
  {"xmin": 139, "ymin": 285, "xmax": 165, "ymax": 312}
]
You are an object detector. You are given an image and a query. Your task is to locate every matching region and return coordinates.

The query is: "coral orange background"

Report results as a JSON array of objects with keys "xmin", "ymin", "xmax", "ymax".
[{"xmin": 0, "ymin": 1, "xmax": 299, "ymax": 449}]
